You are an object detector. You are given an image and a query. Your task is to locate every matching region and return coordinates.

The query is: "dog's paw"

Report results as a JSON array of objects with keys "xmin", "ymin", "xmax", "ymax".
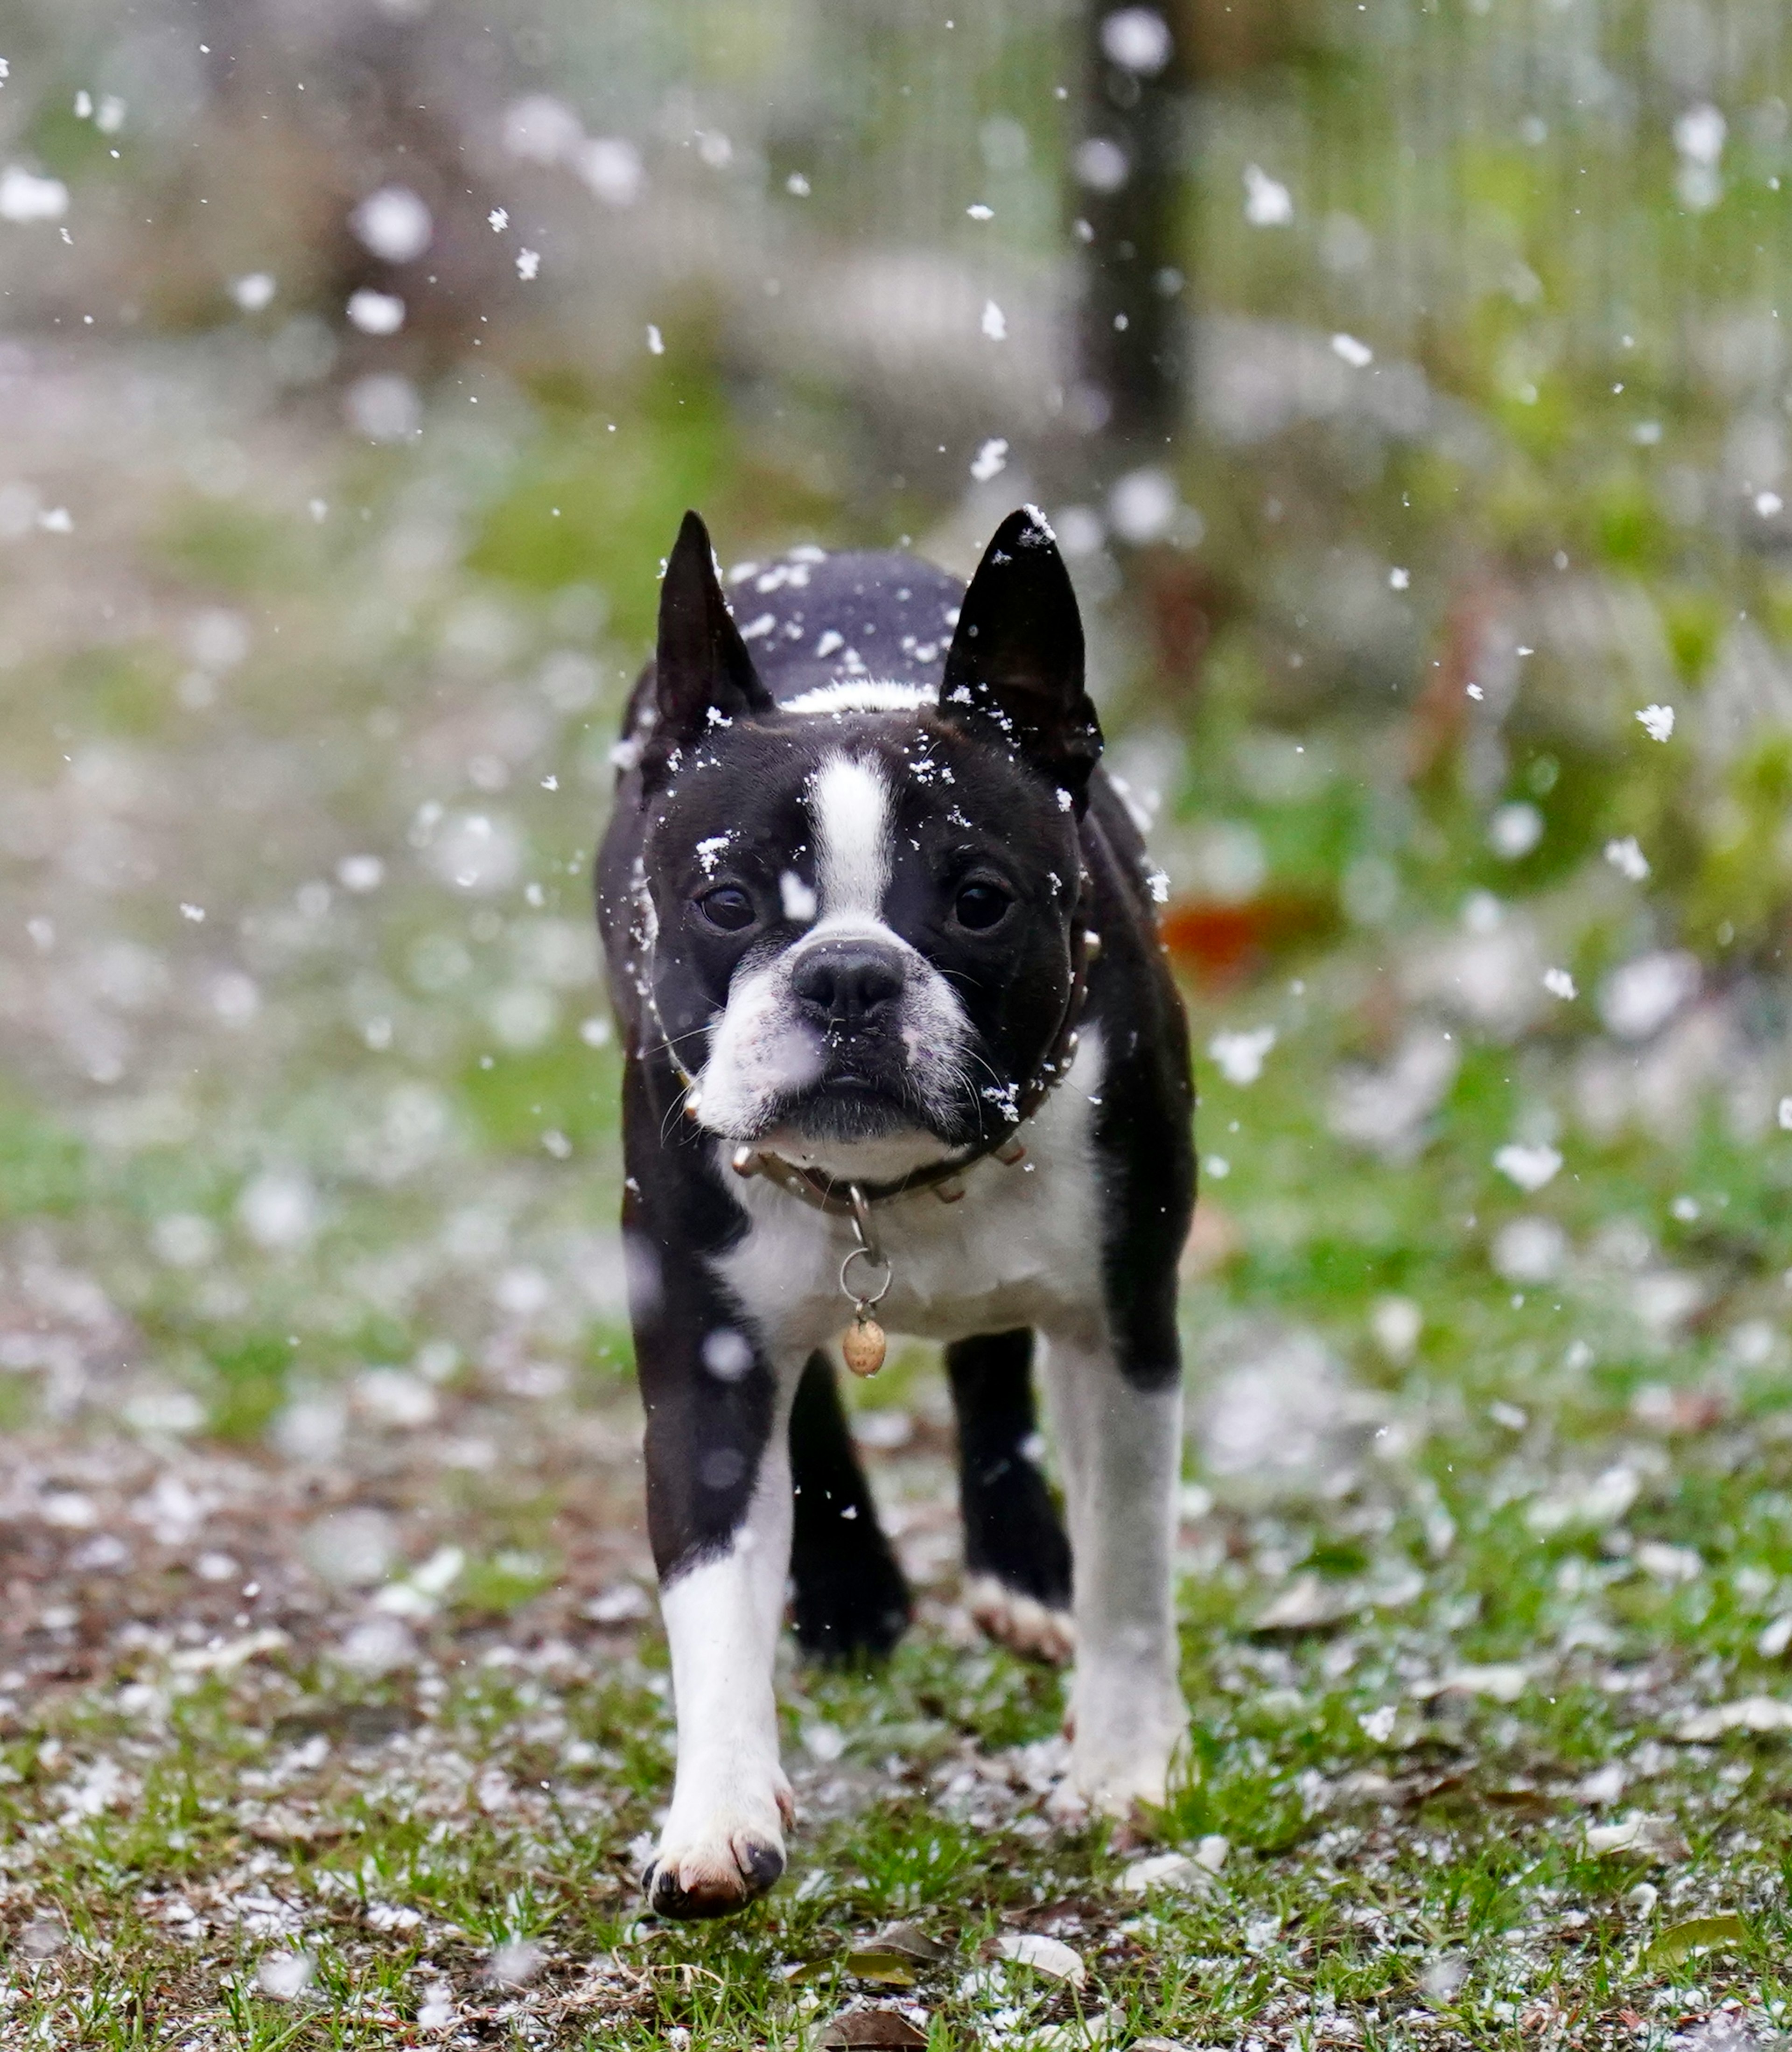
[
  {"xmin": 967, "ymin": 1574, "xmax": 1075, "ymax": 1666},
  {"xmin": 1065, "ymin": 1679, "xmax": 1187, "ymax": 1818},
  {"xmin": 1069, "ymin": 1718, "xmax": 1185, "ymax": 1817},
  {"xmin": 1072, "ymin": 1751, "xmax": 1171, "ymax": 1817},
  {"xmin": 643, "ymin": 1809, "xmax": 789, "ymax": 1920}
]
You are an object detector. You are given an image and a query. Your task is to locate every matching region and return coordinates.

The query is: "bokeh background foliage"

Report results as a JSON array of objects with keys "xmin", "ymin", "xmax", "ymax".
[
  {"xmin": 0, "ymin": 0, "xmax": 1788, "ymax": 1440},
  {"xmin": 0, "ymin": 0, "xmax": 1785, "ymax": 1610},
  {"xmin": 6, "ymin": 0, "xmax": 1792, "ymax": 2043}
]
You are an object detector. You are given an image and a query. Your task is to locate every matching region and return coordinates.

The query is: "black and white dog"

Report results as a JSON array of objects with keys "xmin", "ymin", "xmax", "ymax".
[{"xmin": 596, "ymin": 507, "xmax": 1196, "ymax": 1918}]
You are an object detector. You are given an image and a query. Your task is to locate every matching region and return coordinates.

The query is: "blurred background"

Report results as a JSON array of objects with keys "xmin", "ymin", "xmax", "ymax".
[{"xmin": 2, "ymin": 0, "xmax": 1792, "ymax": 1643}]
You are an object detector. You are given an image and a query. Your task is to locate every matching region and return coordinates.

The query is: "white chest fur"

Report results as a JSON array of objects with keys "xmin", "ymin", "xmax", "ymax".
[{"xmin": 711, "ymin": 1028, "xmax": 1109, "ymax": 1363}]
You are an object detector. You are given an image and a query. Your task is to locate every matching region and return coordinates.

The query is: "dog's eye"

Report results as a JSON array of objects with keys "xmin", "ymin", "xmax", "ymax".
[
  {"xmin": 953, "ymin": 882, "xmax": 1011, "ymax": 931},
  {"xmin": 697, "ymin": 886, "xmax": 756, "ymax": 932}
]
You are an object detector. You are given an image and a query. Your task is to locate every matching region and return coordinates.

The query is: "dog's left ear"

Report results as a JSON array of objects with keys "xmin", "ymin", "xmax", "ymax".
[
  {"xmin": 642, "ymin": 510, "xmax": 774, "ymax": 786},
  {"xmin": 940, "ymin": 507, "xmax": 1102, "ymax": 811}
]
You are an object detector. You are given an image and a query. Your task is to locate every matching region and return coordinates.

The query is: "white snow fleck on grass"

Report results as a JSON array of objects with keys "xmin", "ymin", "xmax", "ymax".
[
  {"xmin": 1242, "ymin": 163, "xmax": 1293, "ymax": 224},
  {"xmin": 1599, "ymin": 949, "xmax": 1699, "ymax": 1040},
  {"xmin": 1494, "ymin": 1141, "xmax": 1561, "ymax": 1192},
  {"xmin": 0, "ymin": 166, "xmax": 69, "ymax": 223},
  {"xmin": 577, "ymin": 138, "xmax": 644, "ymax": 205},
  {"xmin": 1209, "ymin": 1024, "xmax": 1276, "ymax": 1084},
  {"xmin": 351, "ymin": 185, "xmax": 432, "ymax": 262},
  {"xmin": 1604, "ymin": 834, "xmax": 1650, "ymax": 881},
  {"xmin": 1489, "ymin": 801, "xmax": 1542, "ymax": 858},
  {"xmin": 256, "ymin": 1950, "xmax": 315, "ymax": 2000},
  {"xmin": 347, "ymin": 289, "xmax": 405, "ymax": 336}
]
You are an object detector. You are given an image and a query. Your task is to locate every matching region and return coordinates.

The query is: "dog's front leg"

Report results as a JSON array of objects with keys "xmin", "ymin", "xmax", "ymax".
[
  {"xmin": 651, "ymin": 1442, "xmax": 796, "ymax": 1918},
  {"xmin": 1038, "ymin": 1322, "xmax": 1187, "ymax": 1814},
  {"xmin": 627, "ymin": 1205, "xmax": 798, "ymax": 1918}
]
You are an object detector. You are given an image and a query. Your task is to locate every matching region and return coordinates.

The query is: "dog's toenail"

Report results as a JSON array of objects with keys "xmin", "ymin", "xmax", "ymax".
[{"xmin": 738, "ymin": 1839, "xmax": 784, "ymax": 1891}]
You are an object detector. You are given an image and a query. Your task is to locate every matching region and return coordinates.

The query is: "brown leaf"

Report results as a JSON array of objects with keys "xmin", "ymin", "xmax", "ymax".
[
  {"xmin": 1485, "ymin": 1786, "xmax": 1557, "ymax": 1821},
  {"xmin": 819, "ymin": 2007, "xmax": 928, "ymax": 2048},
  {"xmin": 248, "ymin": 1807, "xmax": 349, "ymax": 1845},
  {"xmin": 870, "ymin": 1922, "xmax": 949, "ymax": 1965}
]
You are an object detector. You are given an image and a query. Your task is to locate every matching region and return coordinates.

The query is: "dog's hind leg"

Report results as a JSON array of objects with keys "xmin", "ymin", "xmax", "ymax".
[
  {"xmin": 947, "ymin": 1329, "xmax": 1074, "ymax": 1665},
  {"xmin": 789, "ymin": 1350, "xmax": 910, "ymax": 1660}
]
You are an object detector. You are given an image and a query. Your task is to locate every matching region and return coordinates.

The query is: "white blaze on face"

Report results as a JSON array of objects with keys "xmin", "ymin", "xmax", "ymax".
[
  {"xmin": 691, "ymin": 744, "xmax": 977, "ymax": 1164},
  {"xmin": 809, "ymin": 754, "xmax": 891, "ymax": 924}
]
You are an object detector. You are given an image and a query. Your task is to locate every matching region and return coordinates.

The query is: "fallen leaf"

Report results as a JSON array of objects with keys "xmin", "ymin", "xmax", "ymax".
[
  {"xmin": 168, "ymin": 1627, "xmax": 289, "ymax": 1675},
  {"xmin": 1253, "ymin": 1568, "xmax": 1424, "ymax": 1635},
  {"xmin": 247, "ymin": 1806, "xmax": 349, "ymax": 1845},
  {"xmin": 819, "ymin": 2009, "xmax": 928, "ymax": 2048},
  {"xmin": 868, "ymin": 1923, "xmax": 949, "ymax": 1965},
  {"xmin": 1672, "ymin": 1696, "xmax": 1792, "ymax": 1742},
  {"xmin": 995, "ymin": 1932, "xmax": 1086, "ymax": 1987},
  {"xmin": 1644, "ymin": 1914, "xmax": 1750, "ymax": 1972},
  {"xmin": 843, "ymin": 1951, "xmax": 916, "ymax": 1988},
  {"xmin": 1585, "ymin": 1812, "xmax": 1688, "ymax": 1863},
  {"xmin": 1118, "ymin": 1851, "xmax": 1200, "ymax": 1896},
  {"xmin": 1417, "ymin": 1663, "xmax": 1530, "ymax": 1704},
  {"xmin": 1253, "ymin": 1572, "xmax": 1357, "ymax": 1632},
  {"xmin": 1485, "ymin": 1786, "xmax": 1557, "ymax": 1820}
]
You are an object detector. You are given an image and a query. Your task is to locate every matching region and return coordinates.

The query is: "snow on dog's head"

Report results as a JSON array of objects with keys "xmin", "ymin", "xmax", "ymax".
[{"xmin": 625, "ymin": 510, "xmax": 1100, "ymax": 1184}]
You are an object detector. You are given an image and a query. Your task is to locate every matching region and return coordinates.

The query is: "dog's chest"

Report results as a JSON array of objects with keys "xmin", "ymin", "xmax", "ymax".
[{"xmin": 711, "ymin": 1029, "xmax": 1109, "ymax": 1358}]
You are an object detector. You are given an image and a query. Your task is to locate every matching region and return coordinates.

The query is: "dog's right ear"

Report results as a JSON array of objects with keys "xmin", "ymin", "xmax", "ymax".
[{"xmin": 641, "ymin": 511, "xmax": 772, "ymax": 786}]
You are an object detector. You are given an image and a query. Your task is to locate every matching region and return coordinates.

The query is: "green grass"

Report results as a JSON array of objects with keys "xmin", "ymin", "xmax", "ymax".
[{"xmin": 7, "ymin": 959, "xmax": 1792, "ymax": 2046}]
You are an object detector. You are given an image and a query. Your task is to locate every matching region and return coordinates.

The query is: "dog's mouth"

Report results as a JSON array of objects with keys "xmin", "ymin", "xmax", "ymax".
[
  {"xmin": 771, "ymin": 1061, "xmax": 938, "ymax": 1143},
  {"xmin": 748, "ymin": 1029, "xmax": 981, "ymax": 1148}
]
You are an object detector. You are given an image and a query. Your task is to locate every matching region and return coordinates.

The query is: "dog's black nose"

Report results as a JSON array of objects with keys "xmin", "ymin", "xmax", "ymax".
[{"xmin": 791, "ymin": 940, "xmax": 905, "ymax": 1030}]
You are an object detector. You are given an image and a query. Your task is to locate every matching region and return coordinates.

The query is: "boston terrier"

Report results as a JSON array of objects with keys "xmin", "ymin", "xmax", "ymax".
[{"xmin": 596, "ymin": 506, "xmax": 1196, "ymax": 1919}]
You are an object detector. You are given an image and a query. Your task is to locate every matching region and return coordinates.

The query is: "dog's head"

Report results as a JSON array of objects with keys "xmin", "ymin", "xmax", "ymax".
[{"xmin": 628, "ymin": 508, "xmax": 1100, "ymax": 1183}]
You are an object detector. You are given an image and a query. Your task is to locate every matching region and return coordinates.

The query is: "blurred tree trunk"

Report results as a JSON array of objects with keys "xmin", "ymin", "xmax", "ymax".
[
  {"xmin": 1075, "ymin": 2, "xmax": 1221, "ymax": 693},
  {"xmin": 1075, "ymin": 2, "xmax": 1188, "ymax": 468}
]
